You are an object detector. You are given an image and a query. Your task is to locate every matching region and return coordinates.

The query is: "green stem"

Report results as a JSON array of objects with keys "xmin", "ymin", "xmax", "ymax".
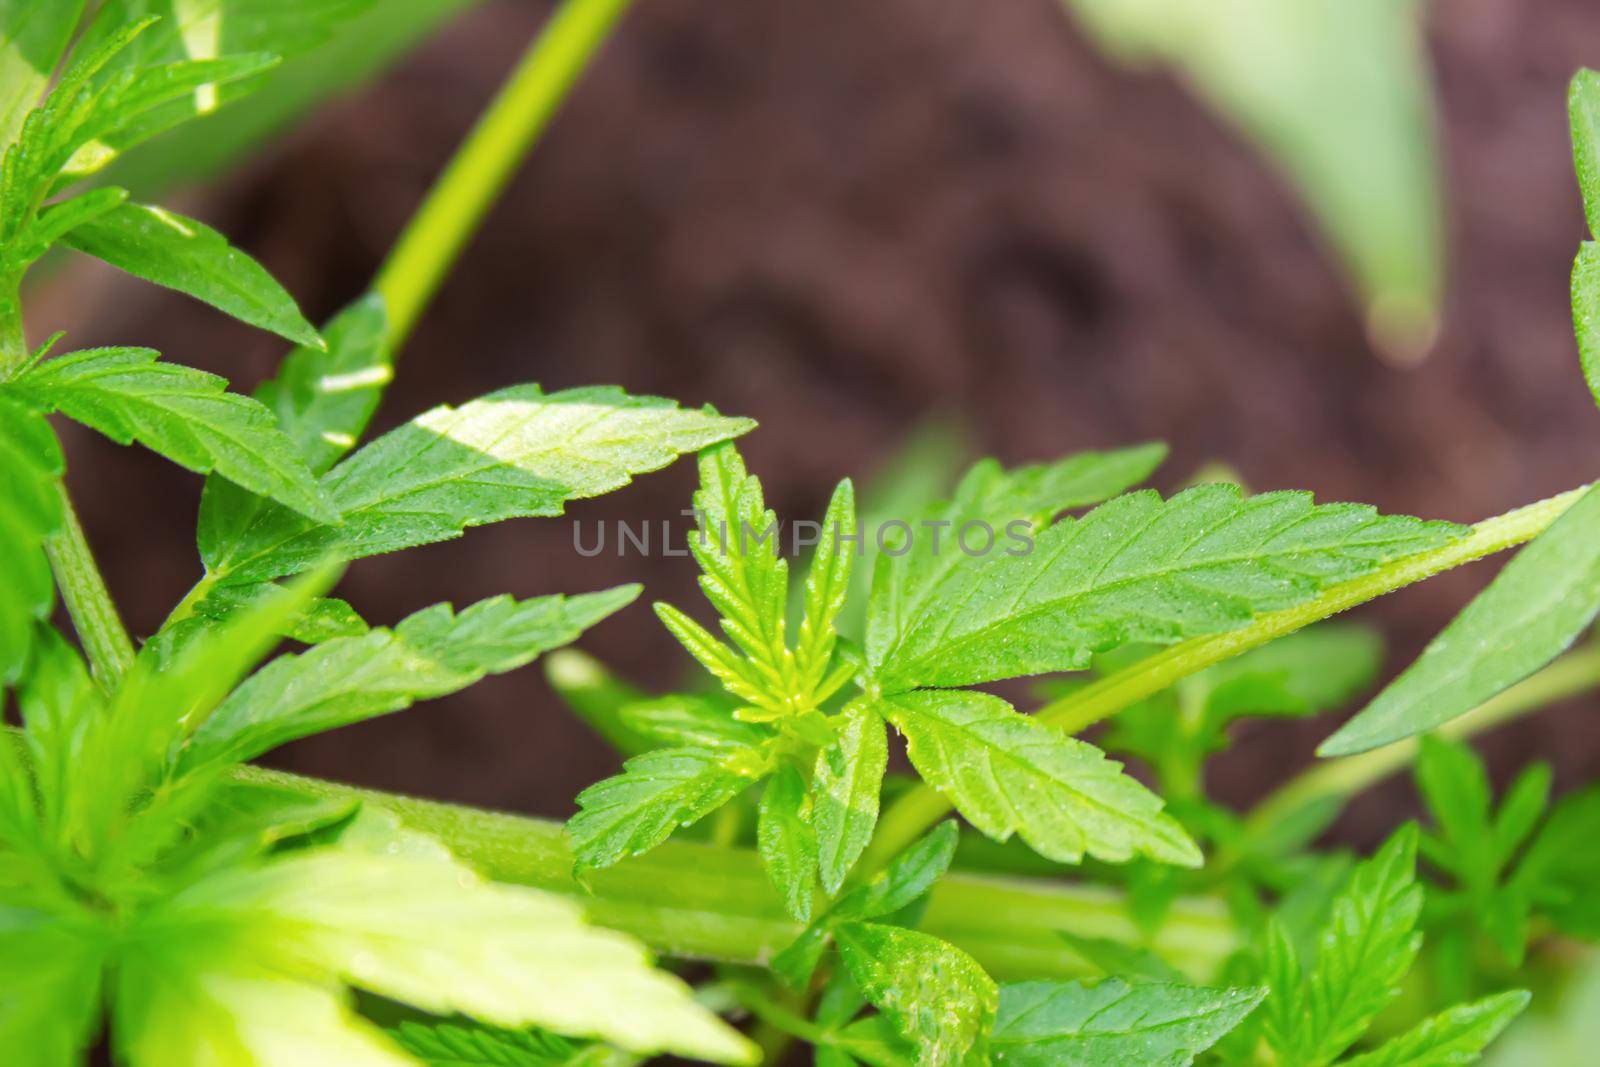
[
  {"xmin": 861, "ymin": 485, "xmax": 1591, "ymax": 873},
  {"xmin": 373, "ymin": 0, "xmax": 634, "ymax": 347},
  {"xmin": 235, "ymin": 765, "xmax": 1238, "ymax": 981},
  {"xmin": 1245, "ymin": 643, "xmax": 1600, "ymax": 836},
  {"xmin": 44, "ymin": 486, "xmax": 135, "ymax": 689}
]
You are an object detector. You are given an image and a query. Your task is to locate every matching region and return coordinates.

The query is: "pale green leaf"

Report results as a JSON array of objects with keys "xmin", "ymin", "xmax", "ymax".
[
  {"xmin": 61, "ymin": 201, "xmax": 320, "ymax": 346},
  {"xmin": 879, "ymin": 689, "xmax": 1200, "ymax": 867},
  {"xmin": 1065, "ymin": 0, "xmax": 1440, "ymax": 353},
  {"xmin": 1341, "ymin": 990, "xmax": 1530, "ymax": 1067},
  {"xmin": 567, "ymin": 745, "xmax": 771, "ymax": 871},
  {"xmin": 114, "ymin": 950, "xmax": 413, "ymax": 1067},
  {"xmin": 10, "ymin": 347, "xmax": 335, "ymax": 522},
  {"xmin": 866, "ymin": 445, "xmax": 1165, "ymax": 675},
  {"xmin": 0, "ymin": 1, "xmax": 87, "ymax": 151},
  {"xmin": 680, "ymin": 443, "xmax": 791, "ymax": 707},
  {"xmin": 811, "ymin": 699, "xmax": 888, "ymax": 893},
  {"xmin": 180, "ymin": 588, "xmax": 637, "ymax": 773},
  {"xmin": 0, "ymin": 395, "xmax": 62, "ymax": 683},
  {"xmin": 990, "ymin": 978, "xmax": 1265, "ymax": 1066},
  {"xmin": 154, "ymin": 839, "xmax": 758, "ymax": 1062},
  {"xmin": 198, "ymin": 384, "xmax": 753, "ymax": 583},
  {"xmin": 758, "ymin": 764, "xmax": 819, "ymax": 923},
  {"xmin": 835, "ymin": 922, "xmax": 997, "ymax": 1067},
  {"xmin": 873, "ymin": 483, "xmax": 1460, "ymax": 690},
  {"xmin": 1322, "ymin": 484, "xmax": 1600, "ymax": 755}
]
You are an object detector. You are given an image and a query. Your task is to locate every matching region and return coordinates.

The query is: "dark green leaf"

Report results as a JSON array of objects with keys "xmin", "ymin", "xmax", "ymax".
[
  {"xmin": 180, "ymin": 588, "xmax": 638, "ymax": 772},
  {"xmin": 10, "ymin": 347, "xmax": 335, "ymax": 522},
  {"xmin": 61, "ymin": 201, "xmax": 320, "ymax": 346},
  {"xmin": 866, "ymin": 445, "xmax": 1165, "ymax": 678},
  {"xmin": 199, "ymin": 385, "xmax": 753, "ymax": 584}
]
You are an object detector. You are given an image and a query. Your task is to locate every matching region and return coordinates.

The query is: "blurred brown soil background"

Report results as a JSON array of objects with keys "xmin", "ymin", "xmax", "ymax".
[{"xmin": 34, "ymin": 0, "xmax": 1600, "ymax": 843}]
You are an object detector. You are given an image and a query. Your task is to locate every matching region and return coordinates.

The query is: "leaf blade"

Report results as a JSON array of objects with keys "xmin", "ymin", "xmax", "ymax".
[
  {"xmin": 1322, "ymin": 483, "xmax": 1600, "ymax": 755},
  {"xmin": 880, "ymin": 689, "xmax": 1201, "ymax": 867},
  {"xmin": 60, "ymin": 201, "xmax": 320, "ymax": 346}
]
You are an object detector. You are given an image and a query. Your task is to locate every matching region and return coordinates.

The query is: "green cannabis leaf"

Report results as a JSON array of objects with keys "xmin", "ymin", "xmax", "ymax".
[
  {"xmin": 834, "ymin": 922, "xmax": 998, "ymax": 1067},
  {"xmin": 567, "ymin": 745, "xmax": 774, "ymax": 871},
  {"xmin": 6, "ymin": 347, "xmax": 336, "ymax": 522},
  {"xmin": 989, "ymin": 978, "xmax": 1264, "ymax": 1066},
  {"xmin": 256, "ymin": 292, "xmax": 391, "ymax": 473},
  {"xmin": 870, "ymin": 483, "xmax": 1461, "ymax": 691},
  {"xmin": 59, "ymin": 201, "xmax": 321, "ymax": 347},
  {"xmin": 0, "ymin": 394, "xmax": 63, "ymax": 682},
  {"xmin": 388, "ymin": 1018, "xmax": 632, "ymax": 1067},
  {"xmin": 774, "ymin": 820, "xmax": 959, "ymax": 989},
  {"xmin": 198, "ymin": 384, "xmax": 754, "ymax": 584},
  {"xmin": 1322, "ymin": 483, "xmax": 1600, "ymax": 755},
  {"xmin": 1338, "ymin": 991, "xmax": 1530, "ymax": 1067},
  {"xmin": 878, "ymin": 689, "xmax": 1201, "ymax": 867},
  {"xmin": 179, "ymin": 588, "xmax": 640, "ymax": 773},
  {"xmin": 1571, "ymin": 70, "xmax": 1600, "ymax": 411},
  {"xmin": 0, "ymin": 577, "xmax": 754, "ymax": 1065}
]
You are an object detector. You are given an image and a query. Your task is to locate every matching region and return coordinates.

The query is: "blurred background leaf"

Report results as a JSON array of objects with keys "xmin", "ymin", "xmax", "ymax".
[{"xmin": 1063, "ymin": 0, "xmax": 1443, "ymax": 361}]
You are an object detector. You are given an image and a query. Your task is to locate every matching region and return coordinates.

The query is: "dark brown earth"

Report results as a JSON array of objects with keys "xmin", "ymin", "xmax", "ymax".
[{"xmin": 39, "ymin": 0, "xmax": 1600, "ymax": 842}]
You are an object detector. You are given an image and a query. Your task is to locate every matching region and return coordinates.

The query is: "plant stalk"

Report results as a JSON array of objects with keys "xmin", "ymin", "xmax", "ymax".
[
  {"xmin": 1245, "ymin": 643, "xmax": 1600, "ymax": 835},
  {"xmin": 233, "ymin": 765, "xmax": 1238, "ymax": 981},
  {"xmin": 373, "ymin": 0, "xmax": 634, "ymax": 348},
  {"xmin": 860, "ymin": 485, "xmax": 1591, "ymax": 873},
  {"xmin": 43, "ymin": 486, "xmax": 136, "ymax": 689}
]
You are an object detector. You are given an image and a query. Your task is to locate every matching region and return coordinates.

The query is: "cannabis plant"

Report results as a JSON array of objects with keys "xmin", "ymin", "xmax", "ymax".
[{"xmin": 4, "ymin": 2, "xmax": 1600, "ymax": 1066}]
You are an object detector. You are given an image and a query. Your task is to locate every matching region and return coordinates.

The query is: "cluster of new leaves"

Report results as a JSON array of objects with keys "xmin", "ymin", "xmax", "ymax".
[
  {"xmin": 563, "ymin": 435, "xmax": 1473, "ymax": 1064},
  {"xmin": 0, "ymin": 584, "xmax": 756, "ymax": 1065},
  {"xmin": 570, "ymin": 438, "xmax": 1462, "ymax": 884},
  {"xmin": 1216, "ymin": 827, "xmax": 1529, "ymax": 1067},
  {"xmin": 1411, "ymin": 737, "xmax": 1600, "ymax": 1002}
]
